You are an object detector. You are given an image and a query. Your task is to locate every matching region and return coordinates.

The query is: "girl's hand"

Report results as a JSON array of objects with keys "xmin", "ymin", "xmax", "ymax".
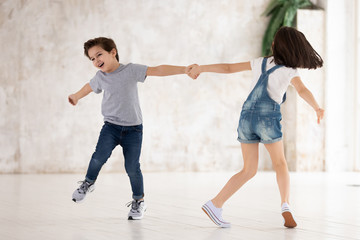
[
  {"xmin": 68, "ymin": 94, "xmax": 78, "ymax": 106},
  {"xmin": 186, "ymin": 64, "xmax": 200, "ymax": 79},
  {"xmin": 316, "ymin": 108, "xmax": 324, "ymax": 124}
]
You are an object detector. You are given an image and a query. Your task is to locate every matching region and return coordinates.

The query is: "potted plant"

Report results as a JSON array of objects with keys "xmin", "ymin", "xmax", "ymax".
[{"xmin": 261, "ymin": 0, "xmax": 316, "ymax": 56}]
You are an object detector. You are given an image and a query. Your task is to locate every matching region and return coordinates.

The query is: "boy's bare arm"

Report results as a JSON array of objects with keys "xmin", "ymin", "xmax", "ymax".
[
  {"xmin": 68, "ymin": 83, "xmax": 92, "ymax": 106},
  {"xmin": 146, "ymin": 65, "xmax": 186, "ymax": 77}
]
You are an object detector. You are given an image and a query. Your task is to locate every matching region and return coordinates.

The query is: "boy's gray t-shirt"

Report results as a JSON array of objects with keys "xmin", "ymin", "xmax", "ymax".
[{"xmin": 89, "ymin": 63, "xmax": 148, "ymax": 126}]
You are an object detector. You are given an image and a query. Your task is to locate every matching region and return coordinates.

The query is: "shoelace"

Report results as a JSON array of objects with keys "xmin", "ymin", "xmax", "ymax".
[
  {"xmin": 126, "ymin": 200, "xmax": 142, "ymax": 212},
  {"xmin": 77, "ymin": 181, "xmax": 91, "ymax": 194}
]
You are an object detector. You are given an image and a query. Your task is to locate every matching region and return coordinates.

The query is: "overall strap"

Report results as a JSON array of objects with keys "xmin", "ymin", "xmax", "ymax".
[
  {"xmin": 261, "ymin": 57, "xmax": 267, "ymax": 74},
  {"xmin": 259, "ymin": 57, "xmax": 286, "ymax": 104},
  {"xmin": 267, "ymin": 64, "xmax": 283, "ymax": 74},
  {"xmin": 261, "ymin": 57, "xmax": 283, "ymax": 75},
  {"xmin": 281, "ymin": 92, "xmax": 287, "ymax": 104}
]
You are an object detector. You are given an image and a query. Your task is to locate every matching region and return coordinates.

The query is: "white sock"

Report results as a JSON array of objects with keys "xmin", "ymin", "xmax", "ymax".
[{"xmin": 281, "ymin": 202, "xmax": 291, "ymax": 213}]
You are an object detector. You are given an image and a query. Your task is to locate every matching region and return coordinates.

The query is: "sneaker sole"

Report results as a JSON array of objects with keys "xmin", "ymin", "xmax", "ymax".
[
  {"xmin": 72, "ymin": 186, "xmax": 95, "ymax": 203},
  {"xmin": 72, "ymin": 198, "xmax": 86, "ymax": 203},
  {"xmin": 282, "ymin": 211, "xmax": 297, "ymax": 228},
  {"xmin": 128, "ymin": 207, "xmax": 147, "ymax": 220},
  {"xmin": 202, "ymin": 205, "xmax": 231, "ymax": 228}
]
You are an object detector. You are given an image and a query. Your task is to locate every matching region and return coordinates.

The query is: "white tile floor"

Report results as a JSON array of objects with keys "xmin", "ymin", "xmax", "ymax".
[{"xmin": 0, "ymin": 172, "xmax": 359, "ymax": 240}]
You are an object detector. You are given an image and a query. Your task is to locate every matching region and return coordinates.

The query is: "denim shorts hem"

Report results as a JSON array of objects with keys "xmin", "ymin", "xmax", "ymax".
[
  {"xmin": 237, "ymin": 138, "xmax": 260, "ymax": 144},
  {"xmin": 260, "ymin": 137, "xmax": 282, "ymax": 144},
  {"xmin": 237, "ymin": 137, "xmax": 282, "ymax": 144}
]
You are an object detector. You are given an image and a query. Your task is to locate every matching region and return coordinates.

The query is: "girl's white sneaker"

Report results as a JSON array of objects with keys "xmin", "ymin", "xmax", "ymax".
[
  {"xmin": 202, "ymin": 200, "xmax": 231, "ymax": 228},
  {"xmin": 281, "ymin": 202, "xmax": 297, "ymax": 228}
]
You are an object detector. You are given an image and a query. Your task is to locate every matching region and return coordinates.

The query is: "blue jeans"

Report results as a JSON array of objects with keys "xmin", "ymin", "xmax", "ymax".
[{"xmin": 85, "ymin": 122, "xmax": 144, "ymax": 200}]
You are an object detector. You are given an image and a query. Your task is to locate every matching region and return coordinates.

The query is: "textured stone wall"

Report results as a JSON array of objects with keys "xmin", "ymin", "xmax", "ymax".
[{"xmin": 0, "ymin": 0, "xmax": 326, "ymax": 173}]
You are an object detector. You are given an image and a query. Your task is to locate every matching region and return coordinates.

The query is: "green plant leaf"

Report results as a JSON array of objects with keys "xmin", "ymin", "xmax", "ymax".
[
  {"xmin": 283, "ymin": 6, "xmax": 297, "ymax": 26},
  {"xmin": 262, "ymin": 0, "xmax": 283, "ymax": 16},
  {"xmin": 261, "ymin": 0, "xmax": 315, "ymax": 56},
  {"xmin": 262, "ymin": 6, "xmax": 287, "ymax": 56},
  {"xmin": 298, "ymin": 0, "xmax": 312, "ymax": 9}
]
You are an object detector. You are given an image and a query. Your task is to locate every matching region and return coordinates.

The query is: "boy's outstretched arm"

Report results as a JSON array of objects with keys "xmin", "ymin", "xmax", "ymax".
[
  {"xmin": 187, "ymin": 62, "xmax": 251, "ymax": 79},
  {"xmin": 291, "ymin": 76, "xmax": 325, "ymax": 124},
  {"xmin": 68, "ymin": 83, "xmax": 92, "ymax": 106},
  {"xmin": 146, "ymin": 65, "xmax": 186, "ymax": 77}
]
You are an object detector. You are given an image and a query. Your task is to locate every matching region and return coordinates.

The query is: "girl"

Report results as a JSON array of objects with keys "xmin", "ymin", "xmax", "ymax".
[
  {"xmin": 187, "ymin": 26, "xmax": 324, "ymax": 228},
  {"xmin": 68, "ymin": 37, "xmax": 187, "ymax": 220}
]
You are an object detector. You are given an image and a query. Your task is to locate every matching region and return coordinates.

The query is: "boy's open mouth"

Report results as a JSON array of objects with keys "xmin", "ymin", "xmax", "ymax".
[{"xmin": 98, "ymin": 63, "xmax": 104, "ymax": 67}]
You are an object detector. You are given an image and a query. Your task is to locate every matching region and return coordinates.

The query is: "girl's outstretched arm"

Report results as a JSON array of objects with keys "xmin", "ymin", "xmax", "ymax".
[
  {"xmin": 68, "ymin": 83, "xmax": 92, "ymax": 106},
  {"xmin": 187, "ymin": 62, "xmax": 251, "ymax": 79},
  {"xmin": 146, "ymin": 65, "xmax": 186, "ymax": 77},
  {"xmin": 291, "ymin": 76, "xmax": 325, "ymax": 124}
]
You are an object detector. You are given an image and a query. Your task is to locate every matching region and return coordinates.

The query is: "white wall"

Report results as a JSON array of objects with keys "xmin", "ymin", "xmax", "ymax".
[
  {"xmin": 0, "ymin": 0, "xmax": 270, "ymax": 173},
  {"xmin": 0, "ymin": 0, "xmax": 355, "ymax": 173},
  {"xmin": 318, "ymin": 0, "xmax": 358, "ymax": 171}
]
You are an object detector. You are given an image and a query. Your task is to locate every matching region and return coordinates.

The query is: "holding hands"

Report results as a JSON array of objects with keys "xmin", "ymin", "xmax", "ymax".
[
  {"xmin": 185, "ymin": 62, "xmax": 251, "ymax": 79},
  {"xmin": 186, "ymin": 64, "xmax": 201, "ymax": 79}
]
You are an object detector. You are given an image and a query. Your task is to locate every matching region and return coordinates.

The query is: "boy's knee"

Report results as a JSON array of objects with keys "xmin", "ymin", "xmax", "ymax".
[
  {"xmin": 125, "ymin": 163, "xmax": 141, "ymax": 176},
  {"xmin": 92, "ymin": 150, "xmax": 112, "ymax": 163},
  {"xmin": 126, "ymin": 170, "xmax": 142, "ymax": 178},
  {"xmin": 90, "ymin": 157, "xmax": 107, "ymax": 166}
]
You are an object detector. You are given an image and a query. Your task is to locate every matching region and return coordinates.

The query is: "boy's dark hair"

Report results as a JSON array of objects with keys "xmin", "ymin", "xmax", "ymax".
[
  {"xmin": 272, "ymin": 27, "xmax": 323, "ymax": 69},
  {"xmin": 84, "ymin": 37, "xmax": 119, "ymax": 62}
]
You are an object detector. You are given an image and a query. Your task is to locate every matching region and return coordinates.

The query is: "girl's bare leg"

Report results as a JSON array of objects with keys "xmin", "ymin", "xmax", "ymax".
[
  {"xmin": 264, "ymin": 140, "xmax": 296, "ymax": 227},
  {"xmin": 211, "ymin": 143, "xmax": 259, "ymax": 208},
  {"xmin": 264, "ymin": 140, "xmax": 289, "ymax": 204}
]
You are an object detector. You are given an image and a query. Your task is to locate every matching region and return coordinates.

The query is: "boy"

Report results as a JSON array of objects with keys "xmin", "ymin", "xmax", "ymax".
[{"xmin": 68, "ymin": 37, "xmax": 188, "ymax": 220}]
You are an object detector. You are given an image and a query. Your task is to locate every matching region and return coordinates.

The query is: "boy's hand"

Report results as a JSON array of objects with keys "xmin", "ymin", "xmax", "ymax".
[
  {"xmin": 316, "ymin": 108, "xmax": 324, "ymax": 124},
  {"xmin": 68, "ymin": 94, "xmax": 78, "ymax": 106},
  {"xmin": 186, "ymin": 64, "xmax": 200, "ymax": 79}
]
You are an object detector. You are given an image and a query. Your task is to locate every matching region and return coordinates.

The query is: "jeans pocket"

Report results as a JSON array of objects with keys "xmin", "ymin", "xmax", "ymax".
[{"xmin": 131, "ymin": 124, "xmax": 143, "ymax": 132}]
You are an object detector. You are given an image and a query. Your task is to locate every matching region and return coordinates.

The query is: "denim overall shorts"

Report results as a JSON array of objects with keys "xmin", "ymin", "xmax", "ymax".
[{"xmin": 237, "ymin": 58, "xmax": 284, "ymax": 144}]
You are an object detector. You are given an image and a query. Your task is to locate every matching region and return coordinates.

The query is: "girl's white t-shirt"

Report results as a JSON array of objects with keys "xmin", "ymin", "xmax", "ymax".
[{"xmin": 250, "ymin": 57, "xmax": 300, "ymax": 104}]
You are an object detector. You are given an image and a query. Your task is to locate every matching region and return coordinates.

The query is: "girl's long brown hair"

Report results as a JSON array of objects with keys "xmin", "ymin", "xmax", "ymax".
[{"xmin": 272, "ymin": 26, "xmax": 323, "ymax": 69}]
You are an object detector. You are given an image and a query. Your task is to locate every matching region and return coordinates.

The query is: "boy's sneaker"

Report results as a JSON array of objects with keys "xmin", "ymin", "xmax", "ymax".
[
  {"xmin": 281, "ymin": 202, "xmax": 297, "ymax": 228},
  {"xmin": 72, "ymin": 180, "xmax": 95, "ymax": 203},
  {"xmin": 202, "ymin": 200, "xmax": 231, "ymax": 228},
  {"xmin": 127, "ymin": 200, "xmax": 147, "ymax": 220}
]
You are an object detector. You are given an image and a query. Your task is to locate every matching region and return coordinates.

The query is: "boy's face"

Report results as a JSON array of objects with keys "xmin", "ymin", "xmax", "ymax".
[{"xmin": 88, "ymin": 45, "xmax": 118, "ymax": 73}]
